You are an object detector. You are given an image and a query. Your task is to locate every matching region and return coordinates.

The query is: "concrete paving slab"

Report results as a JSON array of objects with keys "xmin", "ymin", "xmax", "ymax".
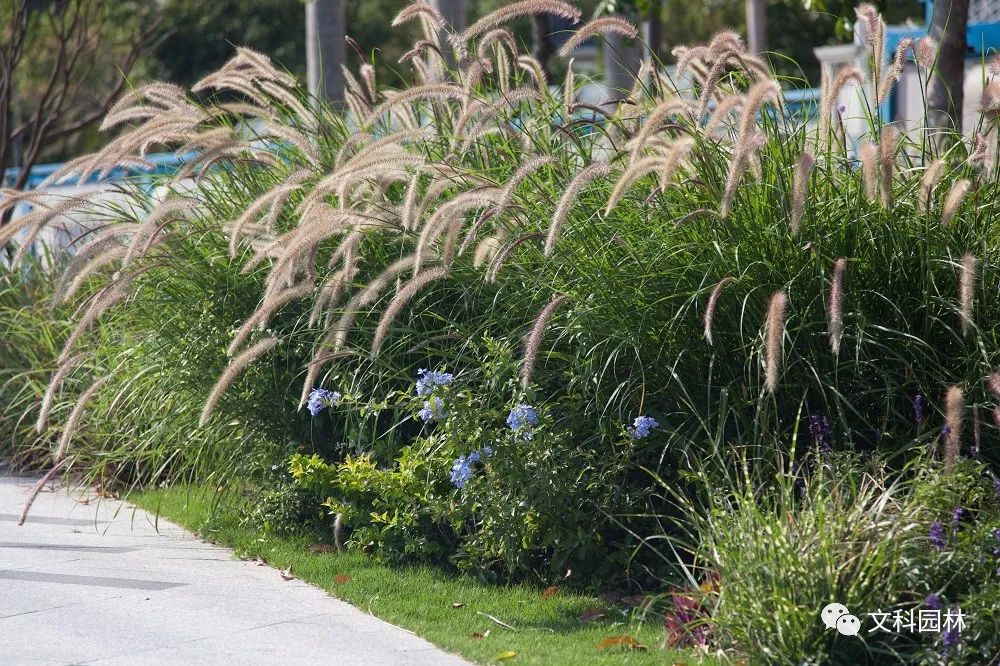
[{"xmin": 0, "ymin": 474, "xmax": 470, "ymax": 665}]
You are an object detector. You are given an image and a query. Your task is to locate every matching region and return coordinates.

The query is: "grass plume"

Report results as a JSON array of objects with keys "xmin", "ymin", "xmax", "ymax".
[
  {"xmin": 765, "ymin": 291, "xmax": 787, "ymax": 393},
  {"xmin": 521, "ymin": 295, "xmax": 567, "ymax": 388}
]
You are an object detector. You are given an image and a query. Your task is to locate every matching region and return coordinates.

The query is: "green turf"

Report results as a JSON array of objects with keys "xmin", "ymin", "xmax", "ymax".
[{"xmin": 132, "ymin": 486, "xmax": 716, "ymax": 665}]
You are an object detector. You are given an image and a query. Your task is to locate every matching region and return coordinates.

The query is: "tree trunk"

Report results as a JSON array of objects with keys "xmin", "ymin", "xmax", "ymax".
[
  {"xmin": 745, "ymin": 0, "xmax": 766, "ymax": 54},
  {"xmin": 431, "ymin": 0, "xmax": 465, "ymax": 68},
  {"xmin": 643, "ymin": 0, "xmax": 663, "ymax": 64},
  {"xmin": 604, "ymin": 31, "xmax": 640, "ymax": 100},
  {"xmin": 306, "ymin": 0, "xmax": 346, "ymax": 105},
  {"xmin": 927, "ymin": 0, "xmax": 970, "ymax": 133},
  {"xmin": 432, "ymin": 0, "xmax": 466, "ymax": 32},
  {"xmin": 531, "ymin": 15, "xmax": 553, "ymax": 81}
]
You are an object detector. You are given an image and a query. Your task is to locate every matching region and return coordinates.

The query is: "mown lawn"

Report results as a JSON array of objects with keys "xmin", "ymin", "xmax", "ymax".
[{"xmin": 132, "ymin": 486, "xmax": 716, "ymax": 666}]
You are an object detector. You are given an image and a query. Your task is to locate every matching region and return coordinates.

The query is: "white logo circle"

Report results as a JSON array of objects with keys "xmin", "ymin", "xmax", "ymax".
[
  {"xmin": 836, "ymin": 614, "xmax": 861, "ymax": 636},
  {"xmin": 821, "ymin": 603, "xmax": 849, "ymax": 629}
]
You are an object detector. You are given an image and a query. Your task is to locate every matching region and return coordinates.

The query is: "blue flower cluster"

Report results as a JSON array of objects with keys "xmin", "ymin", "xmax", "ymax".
[
  {"xmin": 416, "ymin": 368, "xmax": 454, "ymax": 397},
  {"xmin": 450, "ymin": 446, "xmax": 494, "ymax": 488},
  {"xmin": 629, "ymin": 415, "xmax": 659, "ymax": 440},
  {"xmin": 307, "ymin": 388, "xmax": 342, "ymax": 416},
  {"xmin": 419, "ymin": 397, "xmax": 446, "ymax": 422},
  {"xmin": 506, "ymin": 403, "xmax": 538, "ymax": 440}
]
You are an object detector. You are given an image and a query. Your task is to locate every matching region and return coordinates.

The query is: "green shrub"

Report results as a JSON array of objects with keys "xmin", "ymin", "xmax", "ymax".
[{"xmin": 290, "ymin": 340, "xmax": 643, "ymax": 584}]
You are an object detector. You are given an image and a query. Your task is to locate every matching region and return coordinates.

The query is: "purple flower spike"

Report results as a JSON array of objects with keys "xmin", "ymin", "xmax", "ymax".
[
  {"xmin": 951, "ymin": 506, "xmax": 963, "ymax": 531},
  {"xmin": 808, "ymin": 412, "xmax": 833, "ymax": 453},
  {"xmin": 930, "ymin": 521, "xmax": 946, "ymax": 550},
  {"xmin": 913, "ymin": 394, "xmax": 925, "ymax": 426}
]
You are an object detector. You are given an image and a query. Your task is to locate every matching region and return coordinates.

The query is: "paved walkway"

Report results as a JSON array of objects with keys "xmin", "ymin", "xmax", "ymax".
[{"xmin": 0, "ymin": 475, "xmax": 469, "ymax": 665}]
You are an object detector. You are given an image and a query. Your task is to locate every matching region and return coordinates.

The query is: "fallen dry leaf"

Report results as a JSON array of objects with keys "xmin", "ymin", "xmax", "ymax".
[
  {"xmin": 577, "ymin": 608, "xmax": 605, "ymax": 623},
  {"xmin": 476, "ymin": 611, "xmax": 517, "ymax": 631},
  {"xmin": 495, "ymin": 650, "xmax": 517, "ymax": 661},
  {"xmin": 452, "ymin": 602, "xmax": 465, "ymax": 609},
  {"xmin": 279, "ymin": 566, "xmax": 294, "ymax": 581},
  {"xmin": 253, "ymin": 556, "xmax": 267, "ymax": 566},
  {"xmin": 471, "ymin": 632, "xmax": 485, "ymax": 639},
  {"xmin": 597, "ymin": 635, "xmax": 647, "ymax": 651},
  {"xmin": 541, "ymin": 586, "xmax": 558, "ymax": 600},
  {"xmin": 621, "ymin": 594, "xmax": 650, "ymax": 608},
  {"xmin": 309, "ymin": 543, "xmax": 335, "ymax": 554},
  {"xmin": 333, "ymin": 574, "xmax": 350, "ymax": 584}
]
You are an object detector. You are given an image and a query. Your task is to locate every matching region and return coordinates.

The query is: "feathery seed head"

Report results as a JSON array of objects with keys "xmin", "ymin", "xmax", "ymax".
[
  {"xmin": 988, "ymin": 372, "xmax": 1000, "ymax": 402},
  {"xmin": 557, "ymin": 16, "xmax": 637, "ymax": 59},
  {"xmin": 916, "ymin": 36, "xmax": 937, "ymax": 69},
  {"xmin": 959, "ymin": 253, "xmax": 977, "ymax": 336},
  {"xmin": 459, "ymin": 1, "xmax": 581, "ymax": 45},
  {"xmin": 859, "ymin": 142, "xmax": 878, "ymax": 202},
  {"xmin": 829, "ymin": 258, "xmax": 847, "ymax": 355},
  {"xmin": 371, "ymin": 267, "xmax": 448, "ymax": 356},
  {"xmin": 764, "ymin": 291, "xmax": 787, "ymax": 393},
  {"xmin": 546, "ymin": 161, "xmax": 610, "ymax": 257},
  {"xmin": 943, "ymin": 385, "xmax": 964, "ymax": 466},
  {"xmin": 790, "ymin": 152, "xmax": 815, "ymax": 234},
  {"xmin": 200, "ymin": 337, "xmax": 279, "ymax": 426},
  {"xmin": 941, "ymin": 179, "xmax": 971, "ymax": 226},
  {"xmin": 704, "ymin": 277, "xmax": 734, "ymax": 346},
  {"xmin": 920, "ymin": 159, "xmax": 945, "ymax": 212},
  {"xmin": 521, "ymin": 295, "xmax": 567, "ymax": 388},
  {"xmin": 878, "ymin": 124, "xmax": 898, "ymax": 208},
  {"xmin": 55, "ymin": 377, "xmax": 110, "ymax": 464}
]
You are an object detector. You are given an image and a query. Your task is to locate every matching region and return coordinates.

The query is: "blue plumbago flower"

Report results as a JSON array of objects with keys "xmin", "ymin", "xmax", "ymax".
[
  {"xmin": 930, "ymin": 521, "xmax": 946, "ymax": 550},
  {"xmin": 418, "ymin": 397, "xmax": 446, "ymax": 422},
  {"xmin": 468, "ymin": 450, "xmax": 481, "ymax": 464},
  {"xmin": 629, "ymin": 415, "xmax": 659, "ymax": 440},
  {"xmin": 415, "ymin": 368, "xmax": 454, "ymax": 397},
  {"xmin": 481, "ymin": 445, "xmax": 494, "ymax": 458},
  {"xmin": 913, "ymin": 394, "xmax": 925, "ymax": 426},
  {"xmin": 307, "ymin": 388, "xmax": 341, "ymax": 416},
  {"xmin": 450, "ymin": 455, "xmax": 473, "ymax": 488},
  {"xmin": 951, "ymin": 506, "xmax": 964, "ymax": 531},
  {"xmin": 994, "ymin": 477, "xmax": 1000, "ymax": 502},
  {"xmin": 808, "ymin": 412, "xmax": 833, "ymax": 453},
  {"xmin": 924, "ymin": 593, "xmax": 942, "ymax": 610},
  {"xmin": 507, "ymin": 404, "xmax": 538, "ymax": 440},
  {"xmin": 992, "ymin": 529, "xmax": 1000, "ymax": 557}
]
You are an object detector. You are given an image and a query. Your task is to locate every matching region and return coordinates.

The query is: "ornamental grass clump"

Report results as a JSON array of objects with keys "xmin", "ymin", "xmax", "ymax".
[
  {"xmin": 3, "ymin": 2, "xmax": 1000, "ymax": 592},
  {"xmin": 662, "ymin": 448, "xmax": 1000, "ymax": 663}
]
